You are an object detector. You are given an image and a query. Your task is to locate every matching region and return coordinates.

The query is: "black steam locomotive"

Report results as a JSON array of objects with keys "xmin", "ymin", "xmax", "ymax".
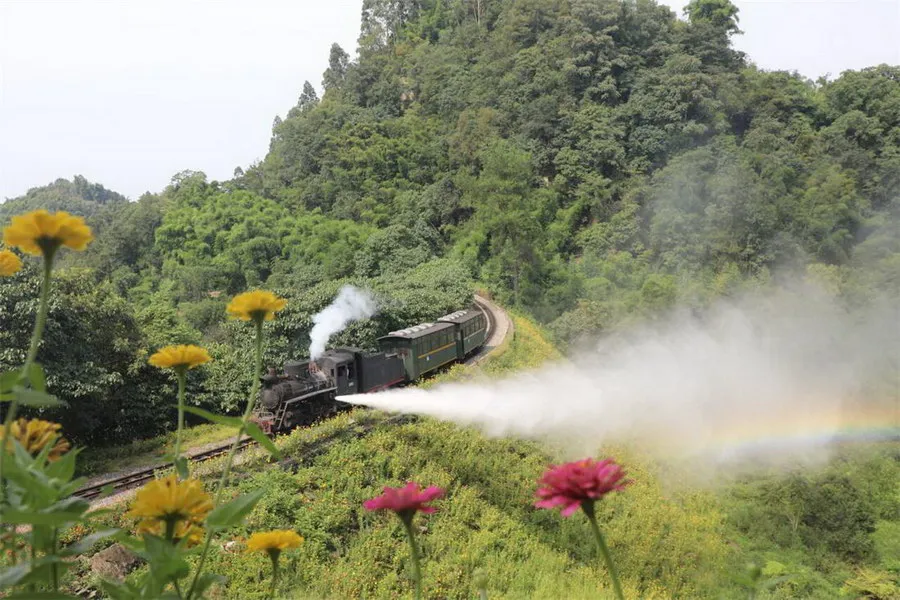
[{"xmin": 254, "ymin": 306, "xmax": 488, "ymax": 433}]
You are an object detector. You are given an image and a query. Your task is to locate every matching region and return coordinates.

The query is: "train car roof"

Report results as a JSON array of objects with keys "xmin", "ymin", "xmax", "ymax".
[
  {"xmin": 377, "ymin": 321, "xmax": 455, "ymax": 341},
  {"xmin": 437, "ymin": 308, "xmax": 482, "ymax": 324}
]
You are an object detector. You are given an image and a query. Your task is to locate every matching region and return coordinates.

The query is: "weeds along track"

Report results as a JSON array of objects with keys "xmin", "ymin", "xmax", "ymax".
[
  {"xmin": 73, "ymin": 437, "xmax": 256, "ymax": 500},
  {"xmin": 73, "ymin": 296, "xmax": 508, "ymax": 502},
  {"xmin": 74, "ymin": 415, "xmax": 417, "ymax": 502}
]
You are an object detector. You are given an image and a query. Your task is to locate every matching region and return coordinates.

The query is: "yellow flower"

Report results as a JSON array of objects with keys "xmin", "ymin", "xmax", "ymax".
[
  {"xmin": 126, "ymin": 475, "xmax": 213, "ymax": 526},
  {"xmin": 148, "ymin": 344, "xmax": 212, "ymax": 370},
  {"xmin": 226, "ymin": 290, "xmax": 287, "ymax": 322},
  {"xmin": 246, "ymin": 530, "xmax": 303, "ymax": 554},
  {"xmin": 2, "ymin": 418, "xmax": 70, "ymax": 461},
  {"xmin": 3, "ymin": 210, "xmax": 93, "ymax": 257},
  {"xmin": 0, "ymin": 250, "xmax": 22, "ymax": 276},
  {"xmin": 136, "ymin": 519, "xmax": 205, "ymax": 546}
]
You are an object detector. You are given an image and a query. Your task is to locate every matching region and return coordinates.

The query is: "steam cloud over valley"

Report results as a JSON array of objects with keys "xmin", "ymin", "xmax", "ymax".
[{"xmin": 342, "ymin": 287, "xmax": 899, "ymax": 472}]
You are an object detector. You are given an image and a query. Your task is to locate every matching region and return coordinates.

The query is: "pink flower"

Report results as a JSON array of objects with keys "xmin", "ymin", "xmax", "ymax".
[
  {"xmin": 364, "ymin": 482, "xmax": 444, "ymax": 520},
  {"xmin": 534, "ymin": 458, "xmax": 630, "ymax": 517}
]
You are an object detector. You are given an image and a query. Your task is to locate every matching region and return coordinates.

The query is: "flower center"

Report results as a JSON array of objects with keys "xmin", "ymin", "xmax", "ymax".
[{"xmin": 36, "ymin": 235, "xmax": 61, "ymax": 258}]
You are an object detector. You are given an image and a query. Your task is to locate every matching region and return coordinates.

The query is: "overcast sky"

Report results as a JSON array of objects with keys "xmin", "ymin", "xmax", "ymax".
[{"xmin": 1, "ymin": 0, "xmax": 899, "ymax": 201}]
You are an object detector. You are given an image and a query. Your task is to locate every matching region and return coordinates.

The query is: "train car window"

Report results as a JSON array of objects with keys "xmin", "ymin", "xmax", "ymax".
[
  {"xmin": 347, "ymin": 364, "xmax": 355, "ymax": 379},
  {"xmin": 338, "ymin": 365, "xmax": 347, "ymax": 377}
]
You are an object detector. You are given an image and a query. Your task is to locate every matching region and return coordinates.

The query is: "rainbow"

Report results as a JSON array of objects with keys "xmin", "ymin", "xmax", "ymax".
[{"xmin": 702, "ymin": 403, "xmax": 900, "ymax": 460}]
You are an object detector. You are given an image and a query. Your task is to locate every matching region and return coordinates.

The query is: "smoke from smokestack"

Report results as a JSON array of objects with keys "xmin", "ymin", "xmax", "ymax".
[{"xmin": 309, "ymin": 285, "xmax": 378, "ymax": 360}]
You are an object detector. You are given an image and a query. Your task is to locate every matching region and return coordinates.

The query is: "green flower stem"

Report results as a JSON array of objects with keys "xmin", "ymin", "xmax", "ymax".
[
  {"xmin": 165, "ymin": 519, "xmax": 177, "ymax": 543},
  {"xmin": 268, "ymin": 552, "xmax": 280, "ymax": 600},
  {"xmin": 186, "ymin": 319, "xmax": 264, "ymax": 600},
  {"xmin": 23, "ymin": 254, "xmax": 54, "ymax": 370},
  {"xmin": 28, "ymin": 542, "xmax": 36, "ymax": 592},
  {"xmin": 173, "ymin": 368, "xmax": 187, "ymax": 467},
  {"xmin": 51, "ymin": 528, "xmax": 59, "ymax": 591},
  {"xmin": 582, "ymin": 501, "xmax": 624, "ymax": 600},
  {"xmin": 0, "ymin": 254, "xmax": 53, "ymax": 556},
  {"xmin": 401, "ymin": 516, "xmax": 423, "ymax": 600}
]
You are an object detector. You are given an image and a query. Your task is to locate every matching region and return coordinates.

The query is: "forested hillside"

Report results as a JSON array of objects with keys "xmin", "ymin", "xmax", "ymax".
[{"xmin": 2, "ymin": 0, "xmax": 899, "ymax": 442}]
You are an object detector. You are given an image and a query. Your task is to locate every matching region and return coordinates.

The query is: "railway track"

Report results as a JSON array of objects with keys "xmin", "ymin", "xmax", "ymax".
[
  {"xmin": 74, "ymin": 296, "xmax": 508, "ymax": 502},
  {"xmin": 74, "ymin": 437, "xmax": 255, "ymax": 500}
]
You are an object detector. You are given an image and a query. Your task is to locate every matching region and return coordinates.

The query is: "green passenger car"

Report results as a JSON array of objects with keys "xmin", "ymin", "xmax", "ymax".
[
  {"xmin": 438, "ymin": 309, "xmax": 488, "ymax": 359},
  {"xmin": 377, "ymin": 321, "xmax": 458, "ymax": 381}
]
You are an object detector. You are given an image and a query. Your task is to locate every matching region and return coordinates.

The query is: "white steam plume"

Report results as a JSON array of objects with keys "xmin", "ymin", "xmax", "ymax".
[
  {"xmin": 309, "ymin": 285, "xmax": 377, "ymax": 359},
  {"xmin": 340, "ymin": 287, "xmax": 899, "ymax": 471}
]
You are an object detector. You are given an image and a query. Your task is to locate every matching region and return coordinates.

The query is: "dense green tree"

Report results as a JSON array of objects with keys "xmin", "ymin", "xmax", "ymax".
[
  {"xmin": 0, "ymin": 265, "xmax": 169, "ymax": 444},
  {"xmin": 288, "ymin": 81, "xmax": 320, "ymax": 118},
  {"xmin": 454, "ymin": 140, "xmax": 554, "ymax": 306}
]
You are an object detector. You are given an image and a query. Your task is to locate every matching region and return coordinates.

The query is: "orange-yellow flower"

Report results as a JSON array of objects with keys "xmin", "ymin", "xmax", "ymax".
[
  {"xmin": 2, "ymin": 418, "xmax": 70, "ymax": 461},
  {"xmin": 126, "ymin": 475, "xmax": 213, "ymax": 527},
  {"xmin": 148, "ymin": 345, "xmax": 212, "ymax": 371},
  {"xmin": 226, "ymin": 290, "xmax": 287, "ymax": 322},
  {"xmin": 3, "ymin": 210, "xmax": 93, "ymax": 257},
  {"xmin": 0, "ymin": 249, "xmax": 22, "ymax": 276},
  {"xmin": 136, "ymin": 519, "xmax": 205, "ymax": 546},
  {"xmin": 246, "ymin": 530, "xmax": 303, "ymax": 555}
]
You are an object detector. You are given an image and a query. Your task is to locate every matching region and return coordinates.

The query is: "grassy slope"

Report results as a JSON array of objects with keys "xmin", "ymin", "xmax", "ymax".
[
  {"xmin": 77, "ymin": 423, "xmax": 236, "ymax": 477},
  {"xmin": 198, "ymin": 314, "xmax": 733, "ymax": 599},
  {"xmin": 74, "ymin": 313, "xmax": 899, "ymax": 599}
]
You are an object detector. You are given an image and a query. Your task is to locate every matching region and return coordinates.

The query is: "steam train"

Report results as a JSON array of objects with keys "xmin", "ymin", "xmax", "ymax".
[{"xmin": 254, "ymin": 305, "xmax": 488, "ymax": 433}]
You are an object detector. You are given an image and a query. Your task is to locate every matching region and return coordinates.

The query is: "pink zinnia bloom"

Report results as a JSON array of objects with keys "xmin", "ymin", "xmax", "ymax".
[
  {"xmin": 363, "ymin": 482, "xmax": 444, "ymax": 520},
  {"xmin": 535, "ymin": 458, "xmax": 630, "ymax": 517}
]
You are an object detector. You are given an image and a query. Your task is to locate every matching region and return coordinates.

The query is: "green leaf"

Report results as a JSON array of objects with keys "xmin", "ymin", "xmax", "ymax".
[
  {"xmin": 99, "ymin": 580, "xmax": 141, "ymax": 600},
  {"xmin": 6, "ymin": 592, "xmax": 81, "ymax": 599},
  {"xmin": 60, "ymin": 529, "xmax": 119, "ymax": 555},
  {"xmin": 3, "ymin": 461, "xmax": 57, "ymax": 502},
  {"xmin": 182, "ymin": 406, "xmax": 242, "ymax": 428},
  {"xmin": 244, "ymin": 421, "xmax": 282, "ymax": 459},
  {"xmin": 191, "ymin": 572, "xmax": 227, "ymax": 597},
  {"xmin": 27, "ymin": 363, "xmax": 46, "ymax": 392},
  {"xmin": 50, "ymin": 496, "xmax": 92, "ymax": 514},
  {"xmin": 45, "ymin": 449, "xmax": 78, "ymax": 482},
  {"xmin": 174, "ymin": 455, "xmax": 190, "ymax": 480},
  {"xmin": 0, "ymin": 370, "xmax": 20, "ymax": 395},
  {"xmin": 206, "ymin": 489, "xmax": 265, "ymax": 530},
  {"xmin": 13, "ymin": 386, "xmax": 64, "ymax": 408},
  {"xmin": 0, "ymin": 563, "xmax": 31, "ymax": 589},
  {"xmin": 143, "ymin": 534, "xmax": 190, "ymax": 581},
  {"xmin": 2, "ymin": 509, "xmax": 85, "ymax": 526},
  {"xmin": 0, "ymin": 556, "xmax": 66, "ymax": 590},
  {"xmin": 3, "ymin": 496, "xmax": 90, "ymax": 526}
]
